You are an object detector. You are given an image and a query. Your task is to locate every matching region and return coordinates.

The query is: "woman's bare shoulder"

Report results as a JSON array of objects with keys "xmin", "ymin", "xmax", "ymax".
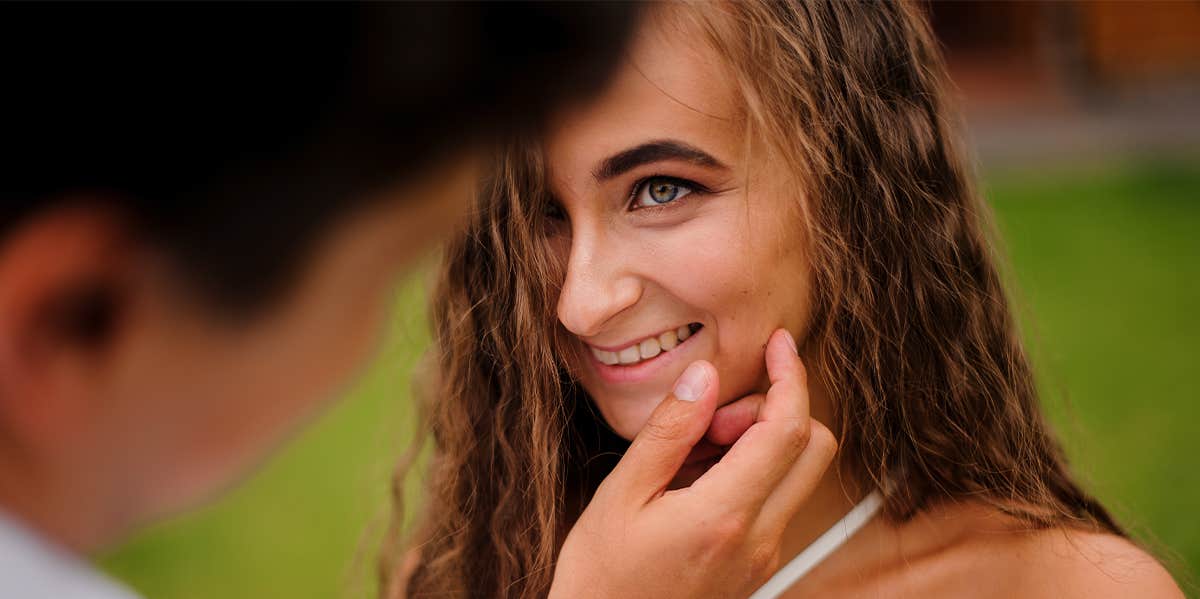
[
  {"xmin": 1011, "ymin": 528, "xmax": 1181, "ymax": 598},
  {"xmin": 794, "ymin": 501, "xmax": 1183, "ymax": 599},
  {"xmin": 948, "ymin": 517, "xmax": 1184, "ymax": 599}
]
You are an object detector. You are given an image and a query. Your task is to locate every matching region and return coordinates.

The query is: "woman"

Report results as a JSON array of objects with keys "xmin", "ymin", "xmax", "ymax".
[{"xmin": 387, "ymin": 2, "xmax": 1184, "ymax": 597}]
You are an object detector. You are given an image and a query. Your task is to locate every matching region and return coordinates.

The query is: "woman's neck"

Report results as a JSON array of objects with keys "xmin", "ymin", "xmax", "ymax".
[
  {"xmin": 776, "ymin": 468, "xmax": 873, "ymax": 569},
  {"xmin": 771, "ymin": 370, "xmax": 881, "ymax": 587}
]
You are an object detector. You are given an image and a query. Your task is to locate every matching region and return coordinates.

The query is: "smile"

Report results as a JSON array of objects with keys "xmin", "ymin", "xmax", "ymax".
[{"xmin": 588, "ymin": 323, "xmax": 703, "ymax": 367}]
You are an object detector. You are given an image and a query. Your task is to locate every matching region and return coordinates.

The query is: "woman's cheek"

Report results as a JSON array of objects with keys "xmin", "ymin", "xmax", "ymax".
[{"xmin": 666, "ymin": 238, "xmax": 771, "ymax": 401}]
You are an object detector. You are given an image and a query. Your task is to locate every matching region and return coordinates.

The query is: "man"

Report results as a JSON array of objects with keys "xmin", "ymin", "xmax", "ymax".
[{"xmin": 0, "ymin": 4, "xmax": 829, "ymax": 598}]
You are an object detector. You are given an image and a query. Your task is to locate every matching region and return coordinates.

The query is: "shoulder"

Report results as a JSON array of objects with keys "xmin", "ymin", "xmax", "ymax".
[
  {"xmin": 995, "ymin": 528, "xmax": 1183, "ymax": 599},
  {"xmin": 935, "ymin": 513, "xmax": 1184, "ymax": 599},
  {"xmin": 800, "ymin": 501, "xmax": 1184, "ymax": 599},
  {"xmin": 884, "ymin": 502, "xmax": 1183, "ymax": 599}
]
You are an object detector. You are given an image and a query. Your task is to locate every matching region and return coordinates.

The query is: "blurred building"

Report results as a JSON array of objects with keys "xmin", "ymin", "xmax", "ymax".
[{"xmin": 924, "ymin": 0, "xmax": 1200, "ymax": 165}]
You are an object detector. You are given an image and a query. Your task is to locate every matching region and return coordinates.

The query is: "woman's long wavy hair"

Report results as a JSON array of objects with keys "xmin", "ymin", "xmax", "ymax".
[{"xmin": 383, "ymin": 2, "xmax": 1124, "ymax": 597}]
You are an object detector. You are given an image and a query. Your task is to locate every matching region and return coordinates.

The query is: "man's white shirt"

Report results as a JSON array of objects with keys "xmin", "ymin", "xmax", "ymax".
[{"xmin": 0, "ymin": 510, "xmax": 140, "ymax": 599}]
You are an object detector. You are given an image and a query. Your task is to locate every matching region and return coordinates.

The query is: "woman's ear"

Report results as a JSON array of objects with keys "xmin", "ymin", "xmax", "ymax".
[{"xmin": 0, "ymin": 200, "xmax": 134, "ymax": 448}]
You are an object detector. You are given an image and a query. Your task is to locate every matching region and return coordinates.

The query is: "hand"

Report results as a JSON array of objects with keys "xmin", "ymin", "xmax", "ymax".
[{"xmin": 549, "ymin": 329, "xmax": 837, "ymax": 599}]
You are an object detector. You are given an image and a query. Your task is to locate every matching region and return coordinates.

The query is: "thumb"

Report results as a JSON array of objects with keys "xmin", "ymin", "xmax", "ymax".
[{"xmin": 604, "ymin": 360, "xmax": 719, "ymax": 504}]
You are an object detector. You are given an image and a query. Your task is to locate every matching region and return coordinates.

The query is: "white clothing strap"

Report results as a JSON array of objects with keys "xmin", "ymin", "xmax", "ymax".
[{"xmin": 747, "ymin": 490, "xmax": 885, "ymax": 599}]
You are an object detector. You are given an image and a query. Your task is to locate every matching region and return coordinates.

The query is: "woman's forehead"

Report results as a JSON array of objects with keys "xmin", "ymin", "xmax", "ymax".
[
  {"xmin": 543, "ymin": 11, "xmax": 741, "ymax": 190},
  {"xmin": 623, "ymin": 10, "xmax": 737, "ymax": 121}
]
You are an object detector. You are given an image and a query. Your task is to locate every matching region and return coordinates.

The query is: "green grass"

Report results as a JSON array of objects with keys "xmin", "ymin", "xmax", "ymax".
[
  {"xmin": 100, "ymin": 159, "xmax": 1200, "ymax": 596},
  {"xmin": 983, "ymin": 158, "xmax": 1200, "ymax": 584}
]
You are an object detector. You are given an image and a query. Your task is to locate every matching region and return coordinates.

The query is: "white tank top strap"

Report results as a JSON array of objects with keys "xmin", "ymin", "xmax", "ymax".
[{"xmin": 747, "ymin": 490, "xmax": 885, "ymax": 599}]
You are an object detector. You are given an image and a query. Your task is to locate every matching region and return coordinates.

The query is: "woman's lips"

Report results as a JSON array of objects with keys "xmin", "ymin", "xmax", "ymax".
[{"xmin": 587, "ymin": 325, "xmax": 703, "ymax": 384}]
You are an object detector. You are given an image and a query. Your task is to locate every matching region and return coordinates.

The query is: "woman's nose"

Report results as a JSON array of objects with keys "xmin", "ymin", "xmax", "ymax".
[{"xmin": 556, "ymin": 231, "xmax": 641, "ymax": 338}]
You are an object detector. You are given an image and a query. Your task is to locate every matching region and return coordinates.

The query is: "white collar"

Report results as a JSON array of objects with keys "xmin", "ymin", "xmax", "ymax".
[
  {"xmin": 0, "ymin": 509, "xmax": 142, "ymax": 599},
  {"xmin": 749, "ymin": 490, "xmax": 885, "ymax": 599}
]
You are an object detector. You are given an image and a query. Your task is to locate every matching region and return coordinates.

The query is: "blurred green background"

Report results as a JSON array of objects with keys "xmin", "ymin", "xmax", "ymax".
[{"xmin": 98, "ymin": 157, "xmax": 1200, "ymax": 596}]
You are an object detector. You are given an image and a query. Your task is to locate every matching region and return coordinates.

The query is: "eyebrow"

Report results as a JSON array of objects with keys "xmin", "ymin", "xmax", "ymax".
[{"xmin": 593, "ymin": 139, "xmax": 728, "ymax": 181}]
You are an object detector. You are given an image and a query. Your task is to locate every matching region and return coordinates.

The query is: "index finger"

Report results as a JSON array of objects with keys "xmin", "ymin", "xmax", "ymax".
[
  {"xmin": 759, "ymin": 328, "xmax": 809, "ymax": 422},
  {"xmin": 685, "ymin": 329, "xmax": 814, "ymax": 511}
]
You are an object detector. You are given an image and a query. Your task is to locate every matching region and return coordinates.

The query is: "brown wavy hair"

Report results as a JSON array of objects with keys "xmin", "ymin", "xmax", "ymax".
[{"xmin": 383, "ymin": 2, "xmax": 1124, "ymax": 597}]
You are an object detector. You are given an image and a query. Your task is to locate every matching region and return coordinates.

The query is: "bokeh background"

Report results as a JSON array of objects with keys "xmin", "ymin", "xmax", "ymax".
[{"xmin": 101, "ymin": 2, "xmax": 1200, "ymax": 597}]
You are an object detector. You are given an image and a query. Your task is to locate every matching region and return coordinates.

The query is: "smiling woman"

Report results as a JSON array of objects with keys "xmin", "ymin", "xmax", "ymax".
[
  {"xmin": 537, "ymin": 19, "xmax": 819, "ymax": 438},
  {"xmin": 387, "ymin": 2, "xmax": 1185, "ymax": 598}
]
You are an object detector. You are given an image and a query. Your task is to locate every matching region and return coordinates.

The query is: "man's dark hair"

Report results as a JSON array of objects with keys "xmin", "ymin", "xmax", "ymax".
[{"xmin": 1, "ymin": 3, "xmax": 638, "ymax": 309}]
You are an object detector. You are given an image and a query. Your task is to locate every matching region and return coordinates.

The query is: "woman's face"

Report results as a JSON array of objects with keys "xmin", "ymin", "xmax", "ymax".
[{"xmin": 544, "ymin": 15, "xmax": 813, "ymax": 440}]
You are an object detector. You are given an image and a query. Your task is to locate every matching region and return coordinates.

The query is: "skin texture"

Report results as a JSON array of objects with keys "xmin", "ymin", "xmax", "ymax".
[
  {"xmin": 546, "ymin": 15, "xmax": 813, "ymax": 443},
  {"xmin": 551, "ymin": 332, "xmax": 838, "ymax": 599},
  {"xmin": 0, "ymin": 158, "xmax": 474, "ymax": 553},
  {"xmin": 783, "ymin": 502, "xmax": 1184, "ymax": 599},
  {"xmin": 545, "ymin": 12, "xmax": 1184, "ymax": 599}
]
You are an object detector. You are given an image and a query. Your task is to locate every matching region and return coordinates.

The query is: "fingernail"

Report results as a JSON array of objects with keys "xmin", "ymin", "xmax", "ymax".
[
  {"xmin": 782, "ymin": 330, "xmax": 798, "ymax": 355},
  {"xmin": 673, "ymin": 362, "xmax": 710, "ymax": 402}
]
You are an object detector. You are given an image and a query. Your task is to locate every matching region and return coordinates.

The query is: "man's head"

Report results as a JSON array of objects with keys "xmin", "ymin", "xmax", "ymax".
[{"xmin": 0, "ymin": 3, "xmax": 638, "ymax": 551}]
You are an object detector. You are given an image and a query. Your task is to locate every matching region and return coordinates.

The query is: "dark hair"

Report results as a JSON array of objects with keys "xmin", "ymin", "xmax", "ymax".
[{"xmin": 1, "ymin": 2, "xmax": 638, "ymax": 310}]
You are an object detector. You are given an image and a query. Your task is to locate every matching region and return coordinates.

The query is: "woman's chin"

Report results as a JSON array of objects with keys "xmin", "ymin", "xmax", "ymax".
[
  {"xmin": 609, "ymin": 416, "xmax": 647, "ymax": 442},
  {"xmin": 594, "ymin": 395, "xmax": 664, "ymax": 441}
]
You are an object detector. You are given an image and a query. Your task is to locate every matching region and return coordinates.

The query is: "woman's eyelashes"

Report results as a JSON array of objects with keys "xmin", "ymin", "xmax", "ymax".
[
  {"xmin": 629, "ymin": 175, "xmax": 707, "ymax": 210},
  {"xmin": 541, "ymin": 175, "xmax": 715, "ymax": 228}
]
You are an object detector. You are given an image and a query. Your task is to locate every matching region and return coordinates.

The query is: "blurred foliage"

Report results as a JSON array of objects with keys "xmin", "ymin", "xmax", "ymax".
[
  {"xmin": 984, "ymin": 158, "xmax": 1200, "ymax": 586},
  {"xmin": 101, "ymin": 159, "xmax": 1199, "ymax": 596}
]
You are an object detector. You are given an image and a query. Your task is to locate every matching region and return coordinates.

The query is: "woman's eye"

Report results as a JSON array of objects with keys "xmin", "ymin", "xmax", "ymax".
[{"xmin": 633, "ymin": 177, "xmax": 694, "ymax": 208}]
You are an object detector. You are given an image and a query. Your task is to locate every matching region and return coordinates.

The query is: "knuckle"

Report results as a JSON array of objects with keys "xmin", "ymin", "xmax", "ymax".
[
  {"xmin": 777, "ymin": 417, "xmax": 812, "ymax": 455},
  {"xmin": 707, "ymin": 511, "xmax": 752, "ymax": 547},
  {"xmin": 746, "ymin": 543, "xmax": 780, "ymax": 582},
  {"xmin": 807, "ymin": 422, "xmax": 838, "ymax": 459}
]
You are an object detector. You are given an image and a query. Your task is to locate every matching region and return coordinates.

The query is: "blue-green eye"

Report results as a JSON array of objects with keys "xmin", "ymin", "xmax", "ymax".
[{"xmin": 633, "ymin": 177, "xmax": 694, "ymax": 208}]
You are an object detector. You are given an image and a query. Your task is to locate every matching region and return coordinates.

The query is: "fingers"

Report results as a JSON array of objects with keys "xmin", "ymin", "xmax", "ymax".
[
  {"xmin": 603, "ymin": 360, "xmax": 720, "ymax": 504},
  {"xmin": 706, "ymin": 329, "xmax": 807, "ymax": 446},
  {"xmin": 689, "ymin": 329, "xmax": 815, "ymax": 513},
  {"xmin": 689, "ymin": 412, "xmax": 810, "ymax": 513},
  {"xmin": 760, "ymin": 328, "xmax": 809, "ymax": 422},
  {"xmin": 705, "ymin": 393, "xmax": 765, "ymax": 446},
  {"xmin": 755, "ymin": 420, "xmax": 838, "ymax": 531}
]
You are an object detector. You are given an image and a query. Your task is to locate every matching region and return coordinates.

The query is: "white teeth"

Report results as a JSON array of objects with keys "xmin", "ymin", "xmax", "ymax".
[
  {"xmin": 591, "ymin": 348, "xmax": 619, "ymax": 365},
  {"xmin": 592, "ymin": 324, "xmax": 699, "ymax": 367},
  {"xmin": 677, "ymin": 325, "xmax": 692, "ymax": 341}
]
